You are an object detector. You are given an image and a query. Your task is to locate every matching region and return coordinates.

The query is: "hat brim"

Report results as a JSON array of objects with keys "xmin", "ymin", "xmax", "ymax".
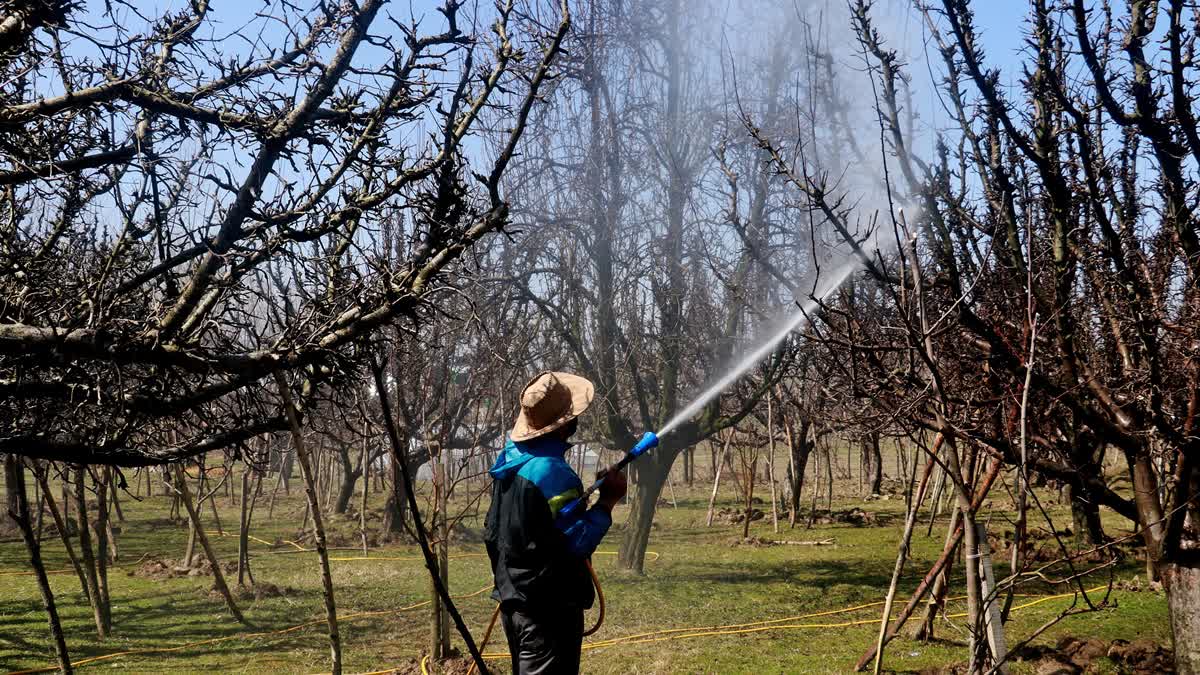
[{"xmin": 509, "ymin": 372, "xmax": 594, "ymax": 442}]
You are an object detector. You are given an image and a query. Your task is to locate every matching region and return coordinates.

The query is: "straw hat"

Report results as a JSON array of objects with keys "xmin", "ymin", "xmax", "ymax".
[{"xmin": 509, "ymin": 371, "xmax": 595, "ymax": 442}]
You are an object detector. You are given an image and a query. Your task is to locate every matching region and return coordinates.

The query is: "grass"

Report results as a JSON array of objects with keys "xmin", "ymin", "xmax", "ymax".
[{"xmin": 0, "ymin": 462, "xmax": 1172, "ymax": 674}]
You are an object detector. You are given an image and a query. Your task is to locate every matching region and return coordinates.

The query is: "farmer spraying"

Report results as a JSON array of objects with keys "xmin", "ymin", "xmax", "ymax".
[{"xmin": 485, "ymin": 371, "xmax": 628, "ymax": 674}]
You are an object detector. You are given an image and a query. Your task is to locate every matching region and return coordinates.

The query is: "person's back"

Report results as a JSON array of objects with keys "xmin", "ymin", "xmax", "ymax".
[{"xmin": 484, "ymin": 371, "xmax": 627, "ymax": 675}]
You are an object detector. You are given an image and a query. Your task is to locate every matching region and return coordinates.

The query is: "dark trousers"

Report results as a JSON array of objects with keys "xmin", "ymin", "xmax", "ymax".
[{"xmin": 500, "ymin": 602, "xmax": 584, "ymax": 675}]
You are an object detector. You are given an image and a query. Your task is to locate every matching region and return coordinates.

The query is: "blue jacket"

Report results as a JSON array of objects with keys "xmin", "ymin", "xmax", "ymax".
[{"xmin": 484, "ymin": 435, "xmax": 612, "ymax": 608}]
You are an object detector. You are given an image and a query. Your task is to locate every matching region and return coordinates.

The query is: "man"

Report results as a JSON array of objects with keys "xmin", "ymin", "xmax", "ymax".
[{"xmin": 484, "ymin": 371, "xmax": 628, "ymax": 675}]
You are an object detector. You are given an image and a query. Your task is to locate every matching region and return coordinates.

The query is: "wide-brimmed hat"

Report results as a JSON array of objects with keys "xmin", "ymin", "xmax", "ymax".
[{"xmin": 509, "ymin": 371, "xmax": 594, "ymax": 442}]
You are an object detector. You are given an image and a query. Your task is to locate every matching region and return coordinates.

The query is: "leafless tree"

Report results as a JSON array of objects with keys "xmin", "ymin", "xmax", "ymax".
[
  {"xmin": 744, "ymin": 0, "xmax": 1200, "ymax": 670},
  {"xmin": 1, "ymin": 0, "xmax": 570, "ymax": 467}
]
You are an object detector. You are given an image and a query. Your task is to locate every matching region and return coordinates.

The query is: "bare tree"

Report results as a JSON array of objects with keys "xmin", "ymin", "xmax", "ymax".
[
  {"xmin": 743, "ymin": 0, "xmax": 1200, "ymax": 669},
  {"xmin": 1, "ymin": 0, "xmax": 570, "ymax": 468}
]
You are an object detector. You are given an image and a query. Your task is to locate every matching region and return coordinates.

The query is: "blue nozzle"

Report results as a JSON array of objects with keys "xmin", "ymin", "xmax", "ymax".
[
  {"xmin": 555, "ymin": 431, "xmax": 659, "ymax": 526},
  {"xmin": 630, "ymin": 431, "xmax": 659, "ymax": 458}
]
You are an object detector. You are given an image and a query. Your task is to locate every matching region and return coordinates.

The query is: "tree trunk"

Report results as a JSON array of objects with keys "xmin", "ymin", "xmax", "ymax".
[
  {"xmin": 280, "ymin": 447, "xmax": 294, "ymax": 496},
  {"xmin": 706, "ymin": 431, "xmax": 734, "ymax": 526},
  {"xmin": 360, "ymin": 438, "xmax": 370, "ymax": 554},
  {"xmin": 872, "ymin": 441, "xmax": 936, "ymax": 674},
  {"xmin": 237, "ymin": 470, "xmax": 252, "ymax": 587},
  {"xmin": 383, "ymin": 457, "xmax": 408, "ymax": 536},
  {"xmin": 184, "ymin": 519, "xmax": 198, "ymax": 568},
  {"xmin": 1066, "ymin": 483, "xmax": 1106, "ymax": 546},
  {"xmin": 6, "ymin": 456, "xmax": 73, "ymax": 674},
  {"xmin": 333, "ymin": 466, "xmax": 360, "ymax": 515},
  {"xmin": 1163, "ymin": 559, "xmax": 1200, "ymax": 674},
  {"xmin": 618, "ymin": 458, "xmax": 669, "ymax": 573},
  {"xmin": 742, "ymin": 451, "xmax": 758, "ymax": 540},
  {"xmin": 73, "ymin": 466, "xmax": 106, "ymax": 639},
  {"xmin": 430, "ymin": 444, "xmax": 451, "ymax": 660},
  {"xmin": 865, "ymin": 432, "xmax": 883, "ymax": 495},
  {"xmin": 767, "ymin": 396, "xmax": 779, "ymax": 533},
  {"xmin": 785, "ymin": 419, "xmax": 811, "ymax": 527},
  {"xmin": 915, "ymin": 507, "xmax": 961, "ymax": 641},
  {"xmin": 94, "ymin": 468, "xmax": 112, "ymax": 634}
]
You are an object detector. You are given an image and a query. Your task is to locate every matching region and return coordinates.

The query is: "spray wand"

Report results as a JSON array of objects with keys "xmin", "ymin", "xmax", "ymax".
[{"xmin": 556, "ymin": 431, "xmax": 659, "ymax": 522}]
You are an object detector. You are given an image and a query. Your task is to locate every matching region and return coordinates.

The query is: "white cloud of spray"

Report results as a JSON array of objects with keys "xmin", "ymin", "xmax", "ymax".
[{"xmin": 655, "ymin": 0, "xmax": 935, "ymax": 430}]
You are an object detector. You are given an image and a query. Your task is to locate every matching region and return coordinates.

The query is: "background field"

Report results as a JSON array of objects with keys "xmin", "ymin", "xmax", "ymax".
[{"xmin": 0, "ymin": 453, "xmax": 1170, "ymax": 675}]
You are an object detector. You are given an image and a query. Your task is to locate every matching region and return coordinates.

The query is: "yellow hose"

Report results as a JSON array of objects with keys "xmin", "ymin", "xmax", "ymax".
[{"xmin": 3, "ymin": 530, "xmax": 1110, "ymax": 675}]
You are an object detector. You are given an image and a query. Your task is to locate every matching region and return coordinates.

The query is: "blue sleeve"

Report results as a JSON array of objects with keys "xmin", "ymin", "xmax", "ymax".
[
  {"xmin": 560, "ymin": 507, "xmax": 612, "ymax": 558},
  {"xmin": 518, "ymin": 455, "xmax": 612, "ymax": 558}
]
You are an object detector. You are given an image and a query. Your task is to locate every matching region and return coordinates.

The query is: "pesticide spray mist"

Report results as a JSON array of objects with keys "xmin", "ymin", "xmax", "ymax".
[{"xmin": 657, "ymin": 251, "xmax": 871, "ymax": 438}]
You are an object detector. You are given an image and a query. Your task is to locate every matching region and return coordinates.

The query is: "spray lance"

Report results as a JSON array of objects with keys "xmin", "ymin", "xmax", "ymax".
[{"xmin": 556, "ymin": 431, "xmax": 659, "ymax": 523}]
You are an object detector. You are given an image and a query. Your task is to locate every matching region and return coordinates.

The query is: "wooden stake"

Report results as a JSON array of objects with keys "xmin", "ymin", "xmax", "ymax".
[
  {"xmin": 7, "ymin": 457, "xmax": 73, "ymax": 674},
  {"xmin": 172, "ymin": 463, "xmax": 245, "ymax": 624},
  {"xmin": 767, "ymin": 394, "xmax": 779, "ymax": 534},
  {"xmin": 976, "ymin": 521, "xmax": 1008, "ymax": 674},
  {"xmin": 34, "ymin": 468, "xmax": 90, "ymax": 601},
  {"xmin": 275, "ymin": 371, "xmax": 342, "ymax": 675},
  {"xmin": 705, "ymin": 431, "xmax": 734, "ymax": 527}
]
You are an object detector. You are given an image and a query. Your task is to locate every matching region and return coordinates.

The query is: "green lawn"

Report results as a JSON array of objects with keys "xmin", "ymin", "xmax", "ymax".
[{"xmin": 0, "ymin": 468, "xmax": 1170, "ymax": 674}]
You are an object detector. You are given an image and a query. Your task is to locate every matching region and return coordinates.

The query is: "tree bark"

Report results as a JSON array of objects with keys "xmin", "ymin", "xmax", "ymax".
[
  {"xmin": 6, "ymin": 456, "xmax": 73, "ymax": 674},
  {"xmin": 360, "ymin": 436, "xmax": 370, "ymax": 554},
  {"xmin": 93, "ymin": 467, "xmax": 112, "ymax": 634},
  {"xmin": 705, "ymin": 431, "xmax": 733, "ymax": 527},
  {"xmin": 742, "ymin": 449, "xmax": 758, "ymax": 541},
  {"xmin": 618, "ymin": 457, "xmax": 669, "ymax": 573},
  {"xmin": 382, "ymin": 455, "xmax": 408, "ymax": 536},
  {"xmin": 1163, "ymin": 559, "xmax": 1200, "ymax": 674},
  {"xmin": 865, "ymin": 431, "xmax": 883, "ymax": 495},
  {"xmin": 237, "ymin": 469, "xmax": 252, "ymax": 587},
  {"xmin": 1067, "ymin": 483, "xmax": 1106, "ymax": 547},
  {"xmin": 332, "ymin": 457, "xmax": 360, "ymax": 515},
  {"xmin": 872, "ymin": 437, "xmax": 937, "ymax": 674},
  {"xmin": 784, "ymin": 417, "xmax": 811, "ymax": 527}
]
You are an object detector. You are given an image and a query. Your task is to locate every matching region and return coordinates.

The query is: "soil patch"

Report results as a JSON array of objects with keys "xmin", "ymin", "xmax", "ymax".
[
  {"xmin": 714, "ymin": 507, "xmax": 766, "ymax": 525},
  {"xmin": 127, "ymin": 556, "xmax": 237, "ymax": 580},
  {"xmin": 1008, "ymin": 636, "xmax": 1175, "ymax": 674},
  {"xmin": 232, "ymin": 581, "xmax": 296, "ymax": 601}
]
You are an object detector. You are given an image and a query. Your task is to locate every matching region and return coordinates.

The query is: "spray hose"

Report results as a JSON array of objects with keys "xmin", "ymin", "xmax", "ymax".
[{"xmin": 556, "ymin": 432, "xmax": 659, "ymax": 524}]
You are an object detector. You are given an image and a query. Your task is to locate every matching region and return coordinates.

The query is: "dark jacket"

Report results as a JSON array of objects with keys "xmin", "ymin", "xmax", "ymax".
[{"xmin": 484, "ymin": 435, "xmax": 612, "ymax": 610}]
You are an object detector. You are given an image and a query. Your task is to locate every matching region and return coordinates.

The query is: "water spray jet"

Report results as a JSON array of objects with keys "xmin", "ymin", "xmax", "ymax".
[{"xmin": 558, "ymin": 204, "xmax": 915, "ymax": 521}]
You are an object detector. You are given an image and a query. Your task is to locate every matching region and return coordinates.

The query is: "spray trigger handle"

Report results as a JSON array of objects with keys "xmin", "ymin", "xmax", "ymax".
[{"xmin": 555, "ymin": 431, "xmax": 658, "ymax": 526}]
